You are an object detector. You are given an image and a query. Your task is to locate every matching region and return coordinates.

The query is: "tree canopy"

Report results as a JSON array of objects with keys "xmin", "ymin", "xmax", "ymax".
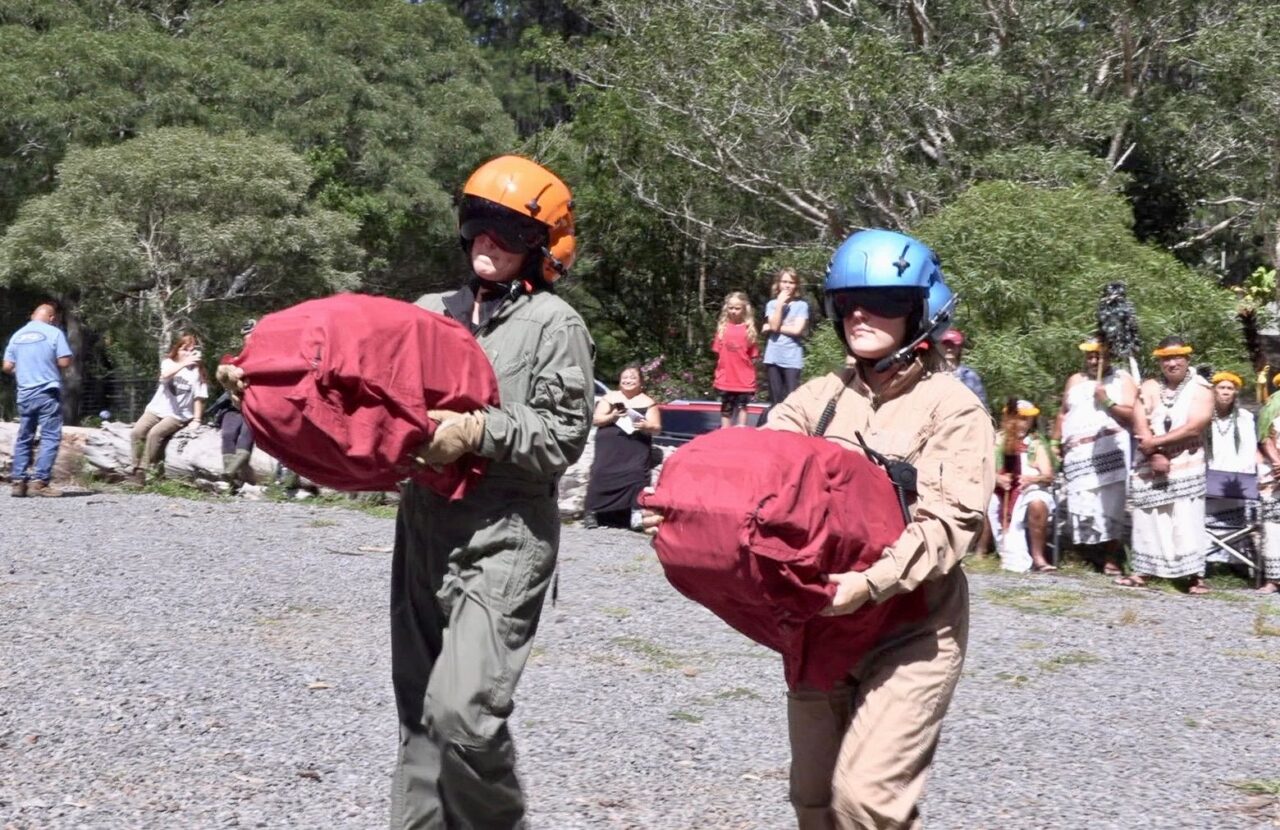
[
  {"xmin": 1, "ymin": 0, "xmax": 1278, "ymax": 417},
  {"xmin": 0, "ymin": 127, "xmax": 359, "ymax": 358}
]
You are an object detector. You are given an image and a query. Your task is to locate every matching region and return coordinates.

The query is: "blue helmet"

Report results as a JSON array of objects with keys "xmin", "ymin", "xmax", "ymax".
[{"xmin": 824, "ymin": 229, "xmax": 957, "ymax": 353}]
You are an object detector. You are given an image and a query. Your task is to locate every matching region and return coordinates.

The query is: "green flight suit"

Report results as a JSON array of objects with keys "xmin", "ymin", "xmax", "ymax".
[{"xmin": 390, "ymin": 283, "xmax": 594, "ymax": 829}]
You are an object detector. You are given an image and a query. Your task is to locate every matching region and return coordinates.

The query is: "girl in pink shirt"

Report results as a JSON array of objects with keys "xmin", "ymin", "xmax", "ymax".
[{"xmin": 711, "ymin": 291, "xmax": 760, "ymax": 427}]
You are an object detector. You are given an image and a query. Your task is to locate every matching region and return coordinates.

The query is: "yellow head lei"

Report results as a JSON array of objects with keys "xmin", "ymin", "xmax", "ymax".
[
  {"xmin": 1210, "ymin": 371, "xmax": 1243, "ymax": 389},
  {"xmin": 1078, "ymin": 338, "xmax": 1103, "ymax": 353},
  {"xmin": 1152, "ymin": 344, "xmax": 1193, "ymax": 358},
  {"xmin": 1016, "ymin": 399, "xmax": 1040, "ymax": 418}
]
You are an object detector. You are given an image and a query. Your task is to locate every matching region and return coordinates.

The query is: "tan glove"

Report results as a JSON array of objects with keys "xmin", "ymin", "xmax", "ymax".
[{"xmin": 414, "ymin": 409, "xmax": 486, "ymax": 469}]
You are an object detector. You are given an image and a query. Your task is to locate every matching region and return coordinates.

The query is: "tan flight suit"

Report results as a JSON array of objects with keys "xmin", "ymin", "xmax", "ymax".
[
  {"xmin": 390, "ymin": 284, "xmax": 594, "ymax": 829},
  {"xmin": 767, "ymin": 361, "xmax": 995, "ymax": 830}
]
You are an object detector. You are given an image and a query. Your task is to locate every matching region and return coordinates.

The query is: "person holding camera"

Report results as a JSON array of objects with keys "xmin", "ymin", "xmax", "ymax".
[
  {"xmin": 583, "ymin": 362, "xmax": 663, "ymax": 529},
  {"xmin": 129, "ymin": 332, "xmax": 208, "ymax": 486}
]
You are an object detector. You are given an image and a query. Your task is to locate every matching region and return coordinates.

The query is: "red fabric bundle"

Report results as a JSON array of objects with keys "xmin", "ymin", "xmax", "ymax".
[
  {"xmin": 641, "ymin": 429, "xmax": 927, "ymax": 689},
  {"xmin": 234, "ymin": 293, "xmax": 499, "ymax": 498}
]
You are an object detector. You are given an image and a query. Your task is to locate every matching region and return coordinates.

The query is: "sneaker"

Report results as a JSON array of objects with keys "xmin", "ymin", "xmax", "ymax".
[
  {"xmin": 10, "ymin": 480, "xmax": 27, "ymax": 498},
  {"xmin": 582, "ymin": 512, "xmax": 599, "ymax": 529},
  {"xmin": 28, "ymin": 480, "xmax": 63, "ymax": 498}
]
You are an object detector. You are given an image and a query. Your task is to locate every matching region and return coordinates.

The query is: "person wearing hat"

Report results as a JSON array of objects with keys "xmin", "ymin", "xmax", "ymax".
[
  {"xmin": 939, "ymin": 328, "xmax": 988, "ymax": 410},
  {"xmin": 1054, "ymin": 336, "xmax": 1137, "ymax": 575},
  {"xmin": 989, "ymin": 398, "xmax": 1058, "ymax": 572},
  {"xmin": 647, "ymin": 229, "xmax": 994, "ymax": 828},
  {"xmin": 1117, "ymin": 335, "xmax": 1214, "ymax": 593},
  {"xmin": 391, "ymin": 156, "xmax": 594, "ymax": 828},
  {"xmin": 1202, "ymin": 371, "xmax": 1259, "ymax": 565}
]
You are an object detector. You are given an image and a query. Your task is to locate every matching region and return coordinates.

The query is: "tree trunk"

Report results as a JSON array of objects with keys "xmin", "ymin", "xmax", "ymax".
[{"xmin": 57, "ymin": 293, "xmax": 84, "ymax": 426}]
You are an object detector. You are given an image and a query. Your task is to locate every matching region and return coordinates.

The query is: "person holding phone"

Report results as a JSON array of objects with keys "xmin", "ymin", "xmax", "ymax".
[
  {"xmin": 130, "ymin": 332, "xmax": 208, "ymax": 486},
  {"xmin": 584, "ymin": 363, "xmax": 663, "ymax": 529}
]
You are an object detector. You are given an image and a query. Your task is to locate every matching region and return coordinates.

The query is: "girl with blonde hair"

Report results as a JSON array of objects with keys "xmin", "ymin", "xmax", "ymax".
[{"xmin": 712, "ymin": 291, "xmax": 759, "ymax": 427}]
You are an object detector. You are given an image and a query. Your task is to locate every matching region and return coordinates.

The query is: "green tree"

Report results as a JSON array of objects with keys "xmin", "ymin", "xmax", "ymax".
[
  {"xmin": 0, "ymin": 0, "xmax": 514, "ymax": 297},
  {"xmin": 913, "ymin": 181, "xmax": 1249, "ymax": 412},
  {"xmin": 0, "ymin": 127, "xmax": 360, "ymax": 359}
]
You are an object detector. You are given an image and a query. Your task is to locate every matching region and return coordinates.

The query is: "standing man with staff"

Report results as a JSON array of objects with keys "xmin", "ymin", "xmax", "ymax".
[{"xmin": 1055, "ymin": 336, "xmax": 1137, "ymax": 575}]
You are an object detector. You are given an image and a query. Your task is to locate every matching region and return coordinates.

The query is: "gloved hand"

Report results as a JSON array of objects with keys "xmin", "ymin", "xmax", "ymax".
[{"xmin": 413, "ymin": 409, "xmax": 486, "ymax": 469}]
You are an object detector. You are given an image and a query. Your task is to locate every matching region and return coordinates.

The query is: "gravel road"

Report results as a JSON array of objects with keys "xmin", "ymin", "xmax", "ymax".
[{"xmin": 2, "ymin": 492, "xmax": 1278, "ymax": 829}]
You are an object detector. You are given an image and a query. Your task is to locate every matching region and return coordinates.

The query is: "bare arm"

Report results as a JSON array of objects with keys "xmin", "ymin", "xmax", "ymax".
[
  {"xmin": 57, "ymin": 356, "xmax": 72, "ymax": 369},
  {"xmin": 2, "ymin": 360, "xmax": 13, "ymax": 374},
  {"xmin": 640, "ymin": 402, "xmax": 662, "ymax": 435},
  {"xmin": 1263, "ymin": 435, "xmax": 1280, "ymax": 468},
  {"xmin": 592, "ymin": 397, "xmax": 623, "ymax": 427},
  {"xmin": 192, "ymin": 398, "xmax": 205, "ymax": 423},
  {"xmin": 1130, "ymin": 380, "xmax": 1157, "ymax": 440}
]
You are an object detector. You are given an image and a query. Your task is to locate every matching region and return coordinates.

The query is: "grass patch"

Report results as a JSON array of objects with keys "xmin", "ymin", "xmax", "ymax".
[
  {"xmin": 1117, "ymin": 608, "xmax": 1140, "ymax": 625},
  {"xmin": 611, "ymin": 636, "xmax": 681, "ymax": 669},
  {"xmin": 308, "ymin": 518, "xmax": 339, "ymax": 528},
  {"xmin": 962, "ymin": 554, "xmax": 1001, "ymax": 574},
  {"xmin": 1038, "ymin": 651, "xmax": 1101, "ymax": 673},
  {"xmin": 600, "ymin": 606, "xmax": 631, "ymax": 620},
  {"xmin": 714, "ymin": 687, "xmax": 762, "ymax": 701},
  {"xmin": 1017, "ymin": 640, "xmax": 1047, "ymax": 651},
  {"xmin": 669, "ymin": 710, "xmax": 703, "ymax": 724},
  {"xmin": 986, "ymin": 587, "xmax": 1086, "ymax": 617},
  {"xmin": 1228, "ymin": 779, "xmax": 1280, "ymax": 796},
  {"xmin": 144, "ymin": 478, "xmax": 216, "ymax": 501},
  {"xmin": 1222, "ymin": 648, "xmax": 1280, "ymax": 662},
  {"xmin": 1184, "ymin": 717, "xmax": 1199, "ymax": 728},
  {"xmin": 1252, "ymin": 611, "xmax": 1280, "ymax": 637},
  {"xmin": 994, "ymin": 671, "xmax": 1031, "ymax": 687}
]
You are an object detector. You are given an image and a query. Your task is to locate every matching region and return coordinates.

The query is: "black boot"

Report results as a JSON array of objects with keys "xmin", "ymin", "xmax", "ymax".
[{"xmin": 582, "ymin": 511, "xmax": 598, "ymax": 529}]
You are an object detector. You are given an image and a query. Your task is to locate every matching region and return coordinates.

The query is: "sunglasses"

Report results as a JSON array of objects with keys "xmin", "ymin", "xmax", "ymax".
[
  {"xmin": 828, "ymin": 288, "xmax": 920, "ymax": 320},
  {"xmin": 460, "ymin": 220, "xmax": 540, "ymax": 254}
]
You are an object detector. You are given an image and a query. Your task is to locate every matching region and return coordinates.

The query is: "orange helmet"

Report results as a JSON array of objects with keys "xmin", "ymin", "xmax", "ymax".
[{"xmin": 459, "ymin": 155, "xmax": 575, "ymax": 284}]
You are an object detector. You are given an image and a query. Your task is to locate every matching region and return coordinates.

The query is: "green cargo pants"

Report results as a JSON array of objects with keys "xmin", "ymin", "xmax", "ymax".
[{"xmin": 390, "ymin": 477, "xmax": 559, "ymax": 830}]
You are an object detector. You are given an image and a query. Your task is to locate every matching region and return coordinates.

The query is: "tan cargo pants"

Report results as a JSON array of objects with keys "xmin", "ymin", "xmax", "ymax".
[
  {"xmin": 389, "ymin": 477, "xmax": 559, "ymax": 830},
  {"xmin": 787, "ymin": 570, "xmax": 969, "ymax": 830},
  {"xmin": 130, "ymin": 411, "xmax": 187, "ymax": 471}
]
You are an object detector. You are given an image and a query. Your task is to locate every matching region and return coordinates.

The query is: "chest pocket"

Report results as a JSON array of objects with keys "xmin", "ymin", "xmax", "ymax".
[
  {"xmin": 482, "ymin": 320, "xmax": 539, "ymax": 405},
  {"xmin": 864, "ymin": 424, "xmax": 929, "ymax": 465}
]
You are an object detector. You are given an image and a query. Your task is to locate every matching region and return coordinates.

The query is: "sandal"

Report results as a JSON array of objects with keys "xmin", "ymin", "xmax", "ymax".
[
  {"xmin": 1031, "ymin": 563, "xmax": 1059, "ymax": 573},
  {"xmin": 1114, "ymin": 575, "xmax": 1147, "ymax": 589},
  {"xmin": 1255, "ymin": 582, "xmax": 1279, "ymax": 595},
  {"xmin": 1186, "ymin": 580, "xmax": 1211, "ymax": 596},
  {"xmin": 1102, "ymin": 564, "xmax": 1124, "ymax": 577}
]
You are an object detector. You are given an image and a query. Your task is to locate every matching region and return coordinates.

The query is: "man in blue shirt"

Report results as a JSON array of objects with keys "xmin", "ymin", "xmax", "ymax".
[{"xmin": 4, "ymin": 303, "xmax": 73, "ymax": 497}]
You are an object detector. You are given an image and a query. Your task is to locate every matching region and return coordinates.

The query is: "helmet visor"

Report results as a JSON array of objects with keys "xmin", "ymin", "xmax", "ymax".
[
  {"xmin": 459, "ymin": 195, "xmax": 548, "ymax": 253},
  {"xmin": 828, "ymin": 287, "xmax": 920, "ymax": 320}
]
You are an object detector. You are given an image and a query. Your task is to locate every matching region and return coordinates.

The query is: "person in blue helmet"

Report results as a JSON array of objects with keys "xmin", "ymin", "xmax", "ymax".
[{"xmin": 645, "ymin": 230, "xmax": 994, "ymax": 828}]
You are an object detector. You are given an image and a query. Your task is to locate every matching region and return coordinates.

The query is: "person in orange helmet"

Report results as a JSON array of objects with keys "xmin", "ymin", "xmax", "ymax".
[{"xmin": 391, "ymin": 155, "xmax": 595, "ymax": 828}]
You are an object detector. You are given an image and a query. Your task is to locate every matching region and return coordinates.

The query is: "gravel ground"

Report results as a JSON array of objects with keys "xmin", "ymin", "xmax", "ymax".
[{"xmin": 2, "ymin": 492, "xmax": 1278, "ymax": 829}]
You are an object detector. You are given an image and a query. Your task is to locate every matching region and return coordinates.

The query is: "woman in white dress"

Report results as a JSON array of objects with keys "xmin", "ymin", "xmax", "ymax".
[{"xmin": 1203, "ymin": 371, "xmax": 1259, "ymax": 566}]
